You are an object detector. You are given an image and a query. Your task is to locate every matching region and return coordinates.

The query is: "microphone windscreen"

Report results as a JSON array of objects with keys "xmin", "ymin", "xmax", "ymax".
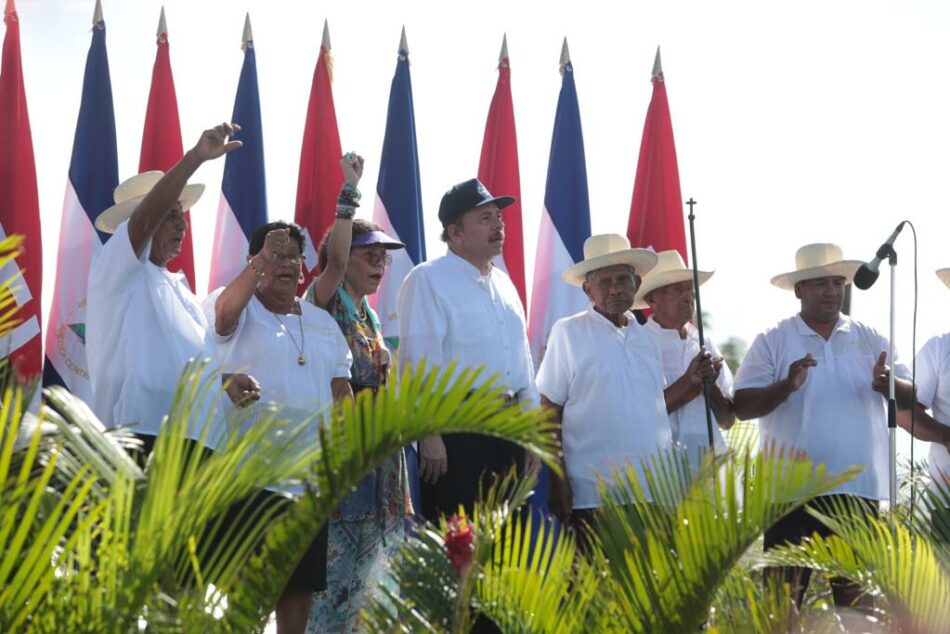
[{"xmin": 853, "ymin": 264, "xmax": 879, "ymax": 290}]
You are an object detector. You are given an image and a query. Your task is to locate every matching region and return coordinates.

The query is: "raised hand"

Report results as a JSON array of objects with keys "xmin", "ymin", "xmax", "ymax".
[
  {"xmin": 786, "ymin": 353, "xmax": 817, "ymax": 392},
  {"xmin": 340, "ymin": 152, "xmax": 364, "ymax": 187},
  {"xmin": 192, "ymin": 122, "xmax": 243, "ymax": 162},
  {"xmin": 259, "ymin": 227, "xmax": 293, "ymax": 261},
  {"xmin": 872, "ymin": 351, "xmax": 890, "ymax": 394}
]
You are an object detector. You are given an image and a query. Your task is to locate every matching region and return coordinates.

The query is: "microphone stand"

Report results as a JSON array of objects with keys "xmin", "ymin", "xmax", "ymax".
[
  {"xmin": 884, "ymin": 245, "xmax": 898, "ymax": 508},
  {"xmin": 686, "ymin": 198, "xmax": 716, "ymax": 451}
]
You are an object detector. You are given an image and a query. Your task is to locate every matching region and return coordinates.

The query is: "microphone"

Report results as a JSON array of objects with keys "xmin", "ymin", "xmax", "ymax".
[{"xmin": 853, "ymin": 221, "xmax": 906, "ymax": 290}]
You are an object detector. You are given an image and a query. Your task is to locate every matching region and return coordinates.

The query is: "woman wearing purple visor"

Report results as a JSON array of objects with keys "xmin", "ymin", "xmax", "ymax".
[{"xmin": 304, "ymin": 153, "xmax": 411, "ymax": 632}]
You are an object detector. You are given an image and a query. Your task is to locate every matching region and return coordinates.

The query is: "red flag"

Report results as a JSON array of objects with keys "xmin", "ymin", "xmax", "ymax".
[
  {"xmin": 478, "ymin": 35, "xmax": 526, "ymax": 308},
  {"xmin": 0, "ymin": 0, "xmax": 42, "ymax": 381},
  {"xmin": 139, "ymin": 8, "xmax": 194, "ymax": 289},
  {"xmin": 626, "ymin": 47, "xmax": 687, "ymax": 262},
  {"xmin": 294, "ymin": 19, "xmax": 343, "ymax": 292}
]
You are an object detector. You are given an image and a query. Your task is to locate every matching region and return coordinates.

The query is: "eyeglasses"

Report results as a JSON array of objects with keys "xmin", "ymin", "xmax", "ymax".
[
  {"xmin": 271, "ymin": 253, "xmax": 305, "ymax": 264},
  {"xmin": 353, "ymin": 250, "xmax": 393, "ymax": 266}
]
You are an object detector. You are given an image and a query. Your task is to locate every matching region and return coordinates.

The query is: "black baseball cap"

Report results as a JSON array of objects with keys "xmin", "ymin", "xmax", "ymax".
[{"xmin": 438, "ymin": 178, "xmax": 516, "ymax": 227}]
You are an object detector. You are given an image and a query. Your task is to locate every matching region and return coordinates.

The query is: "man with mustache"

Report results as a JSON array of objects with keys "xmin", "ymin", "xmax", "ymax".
[
  {"xmin": 397, "ymin": 178, "xmax": 539, "ymax": 522},
  {"xmin": 634, "ymin": 250, "xmax": 735, "ymax": 471},
  {"xmin": 535, "ymin": 234, "xmax": 670, "ymax": 545}
]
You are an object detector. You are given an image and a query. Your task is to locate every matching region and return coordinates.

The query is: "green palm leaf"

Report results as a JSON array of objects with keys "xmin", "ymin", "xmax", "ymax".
[
  {"xmin": 591, "ymin": 444, "xmax": 860, "ymax": 633},
  {"xmin": 766, "ymin": 496, "xmax": 950, "ymax": 633}
]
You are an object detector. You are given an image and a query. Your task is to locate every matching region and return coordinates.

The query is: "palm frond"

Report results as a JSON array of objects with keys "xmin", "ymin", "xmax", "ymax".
[
  {"xmin": 766, "ymin": 496, "xmax": 950, "ymax": 633},
  {"xmin": 592, "ymin": 445, "xmax": 860, "ymax": 633}
]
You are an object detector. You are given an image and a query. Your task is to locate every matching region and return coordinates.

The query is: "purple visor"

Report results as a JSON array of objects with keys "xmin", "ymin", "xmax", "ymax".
[{"xmin": 352, "ymin": 230, "xmax": 405, "ymax": 250}]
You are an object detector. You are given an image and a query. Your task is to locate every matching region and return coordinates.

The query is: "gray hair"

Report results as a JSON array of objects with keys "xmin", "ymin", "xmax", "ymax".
[{"xmin": 585, "ymin": 265, "xmax": 636, "ymax": 283}]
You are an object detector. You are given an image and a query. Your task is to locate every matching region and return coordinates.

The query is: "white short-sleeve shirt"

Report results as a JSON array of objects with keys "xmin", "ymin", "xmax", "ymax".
[
  {"xmin": 644, "ymin": 317, "xmax": 734, "ymax": 465},
  {"xmin": 396, "ymin": 250, "xmax": 538, "ymax": 407},
  {"xmin": 536, "ymin": 306, "xmax": 673, "ymax": 509},
  {"xmin": 734, "ymin": 314, "xmax": 910, "ymax": 500},
  {"xmin": 86, "ymin": 221, "xmax": 223, "ymax": 446},
  {"xmin": 202, "ymin": 289, "xmax": 352, "ymax": 444},
  {"xmin": 914, "ymin": 333, "xmax": 950, "ymax": 489}
]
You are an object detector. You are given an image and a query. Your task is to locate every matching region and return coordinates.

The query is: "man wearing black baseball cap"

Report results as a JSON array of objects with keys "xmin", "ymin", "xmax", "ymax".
[{"xmin": 397, "ymin": 178, "xmax": 539, "ymax": 522}]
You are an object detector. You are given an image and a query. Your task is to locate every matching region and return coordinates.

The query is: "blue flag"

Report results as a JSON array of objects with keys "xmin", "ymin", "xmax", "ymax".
[
  {"xmin": 43, "ymin": 14, "xmax": 118, "ymax": 401},
  {"xmin": 208, "ymin": 22, "xmax": 268, "ymax": 292},
  {"xmin": 370, "ymin": 29, "xmax": 425, "ymax": 345}
]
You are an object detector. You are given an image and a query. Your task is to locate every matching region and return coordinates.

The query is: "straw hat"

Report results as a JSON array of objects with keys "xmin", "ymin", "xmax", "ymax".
[
  {"xmin": 561, "ymin": 234, "xmax": 658, "ymax": 287},
  {"xmin": 770, "ymin": 243, "xmax": 863, "ymax": 290},
  {"xmin": 633, "ymin": 250, "xmax": 713, "ymax": 310},
  {"xmin": 937, "ymin": 268, "xmax": 950, "ymax": 290},
  {"xmin": 94, "ymin": 171, "xmax": 205, "ymax": 234}
]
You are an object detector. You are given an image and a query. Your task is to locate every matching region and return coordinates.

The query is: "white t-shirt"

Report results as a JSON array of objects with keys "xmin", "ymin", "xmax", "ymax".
[
  {"xmin": 396, "ymin": 249, "xmax": 539, "ymax": 407},
  {"xmin": 202, "ymin": 289, "xmax": 352, "ymax": 445},
  {"xmin": 86, "ymin": 221, "xmax": 224, "ymax": 446},
  {"xmin": 536, "ymin": 306, "xmax": 673, "ymax": 509},
  {"xmin": 644, "ymin": 317, "xmax": 734, "ymax": 467},
  {"xmin": 734, "ymin": 314, "xmax": 911, "ymax": 500},
  {"xmin": 914, "ymin": 333, "xmax": 950, "ymax": 490}
]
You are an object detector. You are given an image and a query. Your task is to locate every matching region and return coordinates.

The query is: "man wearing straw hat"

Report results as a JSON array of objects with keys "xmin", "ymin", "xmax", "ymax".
[
  {"xmin": 635, "ymin": 250, "xmax": 735, "ymax": 470},
  {"xmin": 535, "ymin": 234, "xmax": 671, "ymax": 538},
  {"xmin": 733, "ymin": 242, "xmax": 914, "ymax": 609},
  {"xmin": 86, "ymin": 123, "xmax": 259, "ymax": 458}
]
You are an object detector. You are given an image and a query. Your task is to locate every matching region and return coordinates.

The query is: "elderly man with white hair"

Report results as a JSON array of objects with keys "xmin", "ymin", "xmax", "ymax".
[
  {"xmin": 536, "ymin": 234, "xmax": 671, "ymax": 546},
  {"xmin": 634, "ymin": 250, "xmax": 735, "ymax": 470},
  {"xmin": 733, "ymin": 242, "xmax": 915, "ymax": 611}
]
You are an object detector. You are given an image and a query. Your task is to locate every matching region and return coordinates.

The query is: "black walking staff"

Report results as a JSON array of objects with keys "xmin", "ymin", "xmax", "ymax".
[{"xmin": 685, "ymin": 198, "xmax": 716, "ymax": 450}]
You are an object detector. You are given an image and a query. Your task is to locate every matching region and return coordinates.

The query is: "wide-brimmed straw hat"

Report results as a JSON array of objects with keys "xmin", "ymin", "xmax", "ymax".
[
  {"xmin": 937, "ymin": 268, "xmax": 950, "ymax": 289},
  {"xmin": 633, "ymin": 250, "xmax": 713, "ymax": 310},
  {"xmin": 95, "ymin": 171, "xmax": 205, "ymax": 234},
  {"xmin": 770, "ymin": 243, "xmax": 863, "ymax": 290},
  {"xmin": 561, "ymin": 234, "xmax": 658, "ymax": 287}
]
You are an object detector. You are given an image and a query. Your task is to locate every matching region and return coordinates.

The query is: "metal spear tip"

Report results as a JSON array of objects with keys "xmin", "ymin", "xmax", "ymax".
[
  {"xmin": 499, "ymin": 33, "xmax": 509, "ymax": 62},
  {"xmin": 322, "ymin": 18, "xmax": 331, "ymax": 51},
  {"xmin": 652, "ymin": 46, "xmax": 662, "ymax": 78},
  {"xmin": 399, "ymin": 25, "xmax": 409, "ymax": 54},
  {"xmin": 157, "ymin": 6, "xmax": 168, "ymax": 38},
  {"xmin": 93, "ymin": 0, "xmax": 103, "ymax": 25},
  {"xmin": 559, "ymin": 37, "xmax": 571, "ymax": 65},
  {"xmin": 242, "ymin": 12, "xmax": 253, "ymax": 47}
]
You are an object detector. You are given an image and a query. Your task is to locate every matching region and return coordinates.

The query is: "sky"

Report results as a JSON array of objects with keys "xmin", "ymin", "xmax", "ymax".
[{"xmin": 11, "ymin": 0, "xmax": 950, "ymax": 461}]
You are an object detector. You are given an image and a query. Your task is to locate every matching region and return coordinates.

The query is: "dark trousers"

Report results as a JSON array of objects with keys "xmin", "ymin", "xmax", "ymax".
[
  {"xmin": 128, "ymin": 434, "xmax": 329, "ymax": 592},
  {"xmin": 764, "ymin": 494, "xmax": 878, "ymax": 609},
  {"xmin": 420, "ymin": 433, "xmax": 524, "ymax": 522}
]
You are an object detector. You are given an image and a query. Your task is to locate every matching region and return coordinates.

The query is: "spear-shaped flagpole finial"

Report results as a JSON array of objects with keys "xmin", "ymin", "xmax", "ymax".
[
  {"xmin": 399, "ymin": 25, "xmax": 408, "ymax": 54},
  {"xmin": 322, "ymin": 18, "xmax": 331, "ymax": 51},
  {"xmin": 652, "ymin": 46, "xmax": 663, "ymax": 79},
  {"xmin": 157, "ymin": 6, "xmax": 168, "ymax": 38},
  {"xmin": 242, "ymin": 12, "xmax": 253, "ymax": 50},
  {"xmin": 559, "ymin": 37, "xmax": 571, "ymax": 76},
  {"xmin": 499, "ymin": 33, "xmax": 509, "ymax": 62},
  {"xmin": 93, "ymin": 0, "xmax": 103, "ymax": 25}
]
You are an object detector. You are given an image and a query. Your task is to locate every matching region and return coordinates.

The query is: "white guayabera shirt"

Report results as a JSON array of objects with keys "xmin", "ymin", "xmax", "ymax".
[
  {"xmin": 396, "ymin": 249, "xmax": 539, "ymax": 407},
  {"xmin": 734, "ymin": 314, "xmax": 911, "ymax": 501},
  {"xmin": 644, "ymin": 317, "xmax": 734, "ymax": 468},
  {"xmin": 536, "ymin": 306, "xmax": 673, "ymax": 509},
  {"xmin": 914, "ymin": 333, "xmax": 950, "ymax": 491},
  {"xmin": 86, "ymin": 221, "xmax": 224, "ymax": 447}
]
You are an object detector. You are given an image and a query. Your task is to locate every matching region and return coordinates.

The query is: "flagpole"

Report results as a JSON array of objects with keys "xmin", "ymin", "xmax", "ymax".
[{"xmin": 685, "ymin": 198, "xmax": 715, "ymax": 450}]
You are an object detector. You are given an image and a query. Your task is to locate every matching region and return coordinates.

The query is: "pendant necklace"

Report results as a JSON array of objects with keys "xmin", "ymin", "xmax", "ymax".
[{"xmin": 274, "ymin": 302, "xmax": 306, "ymax": 366}]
